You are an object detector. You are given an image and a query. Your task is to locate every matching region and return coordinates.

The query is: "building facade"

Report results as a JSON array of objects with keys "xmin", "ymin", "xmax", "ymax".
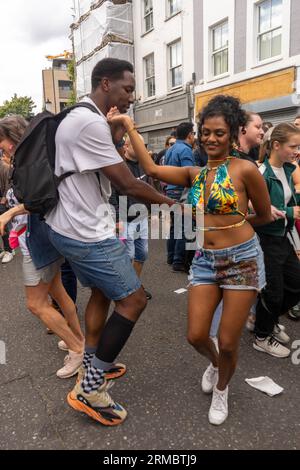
[
  {"xmin": 71, "ymin": 0, "xmax": 133, "ymax": 99},
  {"xmin": 194, "ymin": 0, "xmax": 300, "ymax": 125},
  {"xmin": 132, "ymin": 0, "xmax": 195, "ymax": 152},
  {"xmin": 42, "ymin": 58, "xmax": 73, "ymax": 113}
]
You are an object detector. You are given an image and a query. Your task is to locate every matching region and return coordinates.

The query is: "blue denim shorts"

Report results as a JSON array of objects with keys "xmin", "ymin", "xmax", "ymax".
[
  {"xmin": 47, "ymin": 228, "xmax": 141, "ymax": 301},
  {"xmin": 188, "ymin": 234, "xmax": 266, "ymax": 291}
]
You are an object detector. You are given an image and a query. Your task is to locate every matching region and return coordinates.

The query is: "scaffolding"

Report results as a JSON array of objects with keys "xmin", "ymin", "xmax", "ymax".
[{"xmin": 71, "ymin": 0, "xmax": 133, "ymax": 98}]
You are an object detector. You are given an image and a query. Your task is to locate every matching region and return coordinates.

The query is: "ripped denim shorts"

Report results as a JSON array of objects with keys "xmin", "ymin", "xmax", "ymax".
[{"xmin": 188, "ymin": 234, "xmax": 266, "ymax": 291}]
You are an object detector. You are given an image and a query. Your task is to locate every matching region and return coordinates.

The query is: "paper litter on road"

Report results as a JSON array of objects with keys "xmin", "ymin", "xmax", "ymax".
[
  {"xmin": 245, "ymin": 376, "xmax": 283, "ymax": 396},
  {"xmin": 174, "ymin": 288, "xmax": 187, "ymax": 294}
]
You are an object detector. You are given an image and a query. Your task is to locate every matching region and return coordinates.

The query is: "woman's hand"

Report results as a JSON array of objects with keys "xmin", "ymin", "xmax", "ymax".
[
  {"xmin": 107, "ymin": 107, "xmax": 133, "ymax": 139},
  {"xmin": 271, "ymin": 205, "xmax": 286, "ymax": 221}
]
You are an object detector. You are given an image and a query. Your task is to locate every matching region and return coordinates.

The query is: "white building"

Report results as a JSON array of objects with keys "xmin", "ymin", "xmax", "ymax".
[
  {"xmin": 194, "ymin": 0, "xmax": 300, "ymax": 124},
  {"xmin": 132, "ymin": 0, "xmax": 195, "ymax": 151}
]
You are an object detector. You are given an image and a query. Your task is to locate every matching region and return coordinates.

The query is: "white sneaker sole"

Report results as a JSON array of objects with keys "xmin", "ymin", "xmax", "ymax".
[
  {"xmin": 208, "ymin": 412, "xmax": 228, "ymax": 426},
  {"xmin": 253, "ymin": 342, "xmax": 290, "ymax": 358}
]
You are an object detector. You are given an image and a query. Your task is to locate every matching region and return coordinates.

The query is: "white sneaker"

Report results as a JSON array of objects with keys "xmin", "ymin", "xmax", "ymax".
[
  {"xmin": 273, "ymin": 324, "xmax": 290, "ymax": 344},
  {"xmin": 253, "ymin": 336, "xmax": 290, "ymax": 358},
  {"xmin": 0, "ymin": 251, "xmax": 5, "ymax": 260},
  {"xmin": 208, "ymin": 386, "xmax": 228, "ymax": 425},
  {"xmin": 1, "ymin": 252, "xmax": 14, "ymax": 264},
  {"xmin": 56, "ymin": 350, "xmax": 83, "ymax": 378},
  {"xmin": 201, "ymin": 363, "xmax": 219, "ymax": 394},
  {"xmin": 58, "ymin": 340, "xmax": 68, "ymax": 351}
]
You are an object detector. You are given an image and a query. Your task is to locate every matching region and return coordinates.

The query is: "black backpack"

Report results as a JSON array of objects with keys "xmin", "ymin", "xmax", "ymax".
[{"xmin": 12, "ymin": 102, "xmax": 100, "ymax": 216}]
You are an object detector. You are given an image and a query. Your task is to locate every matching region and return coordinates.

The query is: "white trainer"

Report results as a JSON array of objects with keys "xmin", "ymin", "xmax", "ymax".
[
  {"xmin": 208, "ymin": 386, "xmax": 228, "ymax": 425},
  {"xmin": 1, "ymin": 252, "xmax": 14, "ymax": 264},
  {"xmin": 0, "ymin": 251, "xmax": 5, "ymax": 259},
  {"xmin": 273, "ymin": 324, "xmax": 290, "ymax": 344},
  {"xmin": 201, "ymin": 363, "xmax": 219, "ymax": 394},
  {"xmin": 58, "ymin": 340, "xmax": 68, "ymax": 351},
  {"xmin": 56, "ymin": 350, "xmax": 83, "ymax": 378},
  {"xmin": 253, "ymin": 336, "xmax": 290, "ymax": 358}
]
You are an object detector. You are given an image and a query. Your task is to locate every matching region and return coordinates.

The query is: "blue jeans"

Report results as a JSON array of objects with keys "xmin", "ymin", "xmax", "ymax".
[
  {"xmin": 166, "ymin": 189, "xmax": 186, "ymax": 265},
  {"xmin": 47, "ymin": 227, "xmax": 141, "ymax": 301},
  {"xmin": 123, "ymin": 218, "xmax": 148, "ymax": 263}
]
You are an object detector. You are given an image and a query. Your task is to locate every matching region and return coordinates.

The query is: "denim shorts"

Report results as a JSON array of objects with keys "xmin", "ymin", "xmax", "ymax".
[
  {"xmin": 47, "ymin": 228, "xmax": 141, "ymax": 301},
  {"xmin": 123, "ymin": 218, "xmax": 149, "ymax": 263},
  {"xmin": 188, "ymin": 234, "xmax": 266, "ymax": 291}
]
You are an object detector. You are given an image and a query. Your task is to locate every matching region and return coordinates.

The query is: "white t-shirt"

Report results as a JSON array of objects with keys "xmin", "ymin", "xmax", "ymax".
[
  {"xmin": 270, "ymin": 165, "xmax": 292, "ymax": 206},
  {"xmin": 46, "ymin": 97, "xmax": 123, "ymax": 242}
]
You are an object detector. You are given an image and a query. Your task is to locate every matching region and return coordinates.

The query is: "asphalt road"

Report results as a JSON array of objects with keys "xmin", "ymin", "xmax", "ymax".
[{"xmin": 0, "ymin": 239, "xmax": 299, "ymax": 450}]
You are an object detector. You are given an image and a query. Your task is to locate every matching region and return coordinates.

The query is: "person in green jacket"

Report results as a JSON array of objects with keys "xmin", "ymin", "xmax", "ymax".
[{"xmin": 254, "ymin": 122, "xmax": 300, "ymax": 357}]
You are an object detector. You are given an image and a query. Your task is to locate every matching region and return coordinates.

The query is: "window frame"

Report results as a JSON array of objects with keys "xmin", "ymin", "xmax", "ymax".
[
  {"xmin": 211, "ymin": 20, "xmax": 229, "ymax": 78},
  {"xmin": 143, "ymin": 0, "xmax": 154, "ymax": 34},
  {"xmin": 144, "ymin": 53, "xmax": 156, "ymax": 99},
  {"xmin": 166, "ymin": 0, "xmax": 182, "ymax": 19},
  {"xmin": 256, "ymin": 0, "xmax": 283, "ymax": 62},
  {"xmin": 168, "ymin": 39, "xmax": 183, "ymax": 90}
]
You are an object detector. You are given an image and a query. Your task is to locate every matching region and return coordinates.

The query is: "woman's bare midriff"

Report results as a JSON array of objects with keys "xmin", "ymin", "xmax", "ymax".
[{"xmin": 201, "ymin": 215, "xmax": 255, "ymax": 249}]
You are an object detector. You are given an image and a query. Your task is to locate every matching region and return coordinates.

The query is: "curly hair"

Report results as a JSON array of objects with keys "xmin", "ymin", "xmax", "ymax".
[{"xmin": 198, "ymin": 95, "xmax": 248, "ymax": 147}]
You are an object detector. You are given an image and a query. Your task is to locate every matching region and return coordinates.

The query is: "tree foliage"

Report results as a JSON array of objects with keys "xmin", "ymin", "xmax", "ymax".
[
  {"xmin": 0, "ymin": 94, "xmax": 36, "ymax": 119},
  {"xmin": 67, "ymin": 60, "xmax": 77, "ymax": 105}
]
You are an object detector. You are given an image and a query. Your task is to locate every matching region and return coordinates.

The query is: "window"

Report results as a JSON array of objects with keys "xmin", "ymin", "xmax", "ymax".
[
  {"xmin": 143, "ymin": 0, "xmax": 153, "ymax": 33},
  {"xmin": 167, "ymin": 0, "xmax": 181, "ymax": 18},
  {"xmin": 257, "ymin": 0, "xmax": 282, "ymax": 61},
  {"xmin": 144, "ymin": 54, "xmax": 155, "ymax": 98},
  {"xmin": 58, "ymin": 80, "xmax": 72, "ymax": 92},
  {"xmin": 169, "ymin": 40, "xmax": 182, "ymax": 89},
  {"xmin": 211, "ymin": 21, "xmax": 229, "ymax": 77}
]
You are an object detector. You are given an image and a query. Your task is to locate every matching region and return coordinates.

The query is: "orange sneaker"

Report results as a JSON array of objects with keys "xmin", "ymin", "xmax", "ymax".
[{"xmin": 67, "ymin": 380, "xmax": 127, "ymax": 426}]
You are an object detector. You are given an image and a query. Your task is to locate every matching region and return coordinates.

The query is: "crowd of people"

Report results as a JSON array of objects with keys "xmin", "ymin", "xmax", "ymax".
[{"xmin": 0, "ymin": 58, "xmax": 300, "ymax": 428}]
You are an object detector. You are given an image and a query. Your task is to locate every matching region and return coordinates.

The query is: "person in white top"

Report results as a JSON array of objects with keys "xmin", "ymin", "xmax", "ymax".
[
  {"xmin": 45, "ymin": 58, "xmax": 178, "ymax": 426},
  {"xmin": 0, "ymin": 116, "xmax": 84, "ymax": 379},
  {"xmin": 254, "ymin": 123, "xmax": 300, "ymax": 357}
]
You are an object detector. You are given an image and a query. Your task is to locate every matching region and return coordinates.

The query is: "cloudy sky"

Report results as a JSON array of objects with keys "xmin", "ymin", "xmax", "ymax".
[{"xmin": 0, "ymin": 0, "xmax": 74, "ymax": 112}]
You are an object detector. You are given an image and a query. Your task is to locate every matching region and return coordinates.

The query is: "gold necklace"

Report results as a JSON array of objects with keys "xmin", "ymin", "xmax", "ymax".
[{"xmin": 207, "ymin": 158, "xmax": 228, "ymax": 170}]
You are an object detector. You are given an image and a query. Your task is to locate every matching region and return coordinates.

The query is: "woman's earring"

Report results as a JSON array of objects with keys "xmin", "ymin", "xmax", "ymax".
[{"xmin": 241, "ymin": 128, "xmax": 247, "ymax": 135}]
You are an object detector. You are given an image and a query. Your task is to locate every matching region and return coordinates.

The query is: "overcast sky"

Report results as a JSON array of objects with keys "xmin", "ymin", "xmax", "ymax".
[{"xmin": 0, "ymin": 0, "xmax": 74, "ymax": 112}]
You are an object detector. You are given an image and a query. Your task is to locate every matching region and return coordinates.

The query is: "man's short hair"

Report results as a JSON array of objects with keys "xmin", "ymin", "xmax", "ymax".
[
  {"xmin": 176, "ymin": 122, "xmax": 194, "ymax": 140},
  {"xmin": 91, "ymin": 58, "xmax": 134, "ymax": 91}
]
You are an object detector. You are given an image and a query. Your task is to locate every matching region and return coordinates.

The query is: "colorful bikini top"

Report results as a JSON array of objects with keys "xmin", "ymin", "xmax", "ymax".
[{"xmin": 188, "ymin": 158, "xmax": 246, "ymax": 231}]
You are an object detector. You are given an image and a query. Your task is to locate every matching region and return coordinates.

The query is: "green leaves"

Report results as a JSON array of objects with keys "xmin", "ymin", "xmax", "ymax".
[{"xmin": 0, "ymin": 94, "xmax": 36, "ymax": 119}]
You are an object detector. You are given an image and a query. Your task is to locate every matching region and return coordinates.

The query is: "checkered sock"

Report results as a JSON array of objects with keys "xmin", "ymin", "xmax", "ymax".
[
  {"xmin": 83, "ymin": 346, "xmax": 96, "ymax": 370},
  {"xmin": 82, "ymin": 363, "xmax": 104, "ymax": 394}
]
